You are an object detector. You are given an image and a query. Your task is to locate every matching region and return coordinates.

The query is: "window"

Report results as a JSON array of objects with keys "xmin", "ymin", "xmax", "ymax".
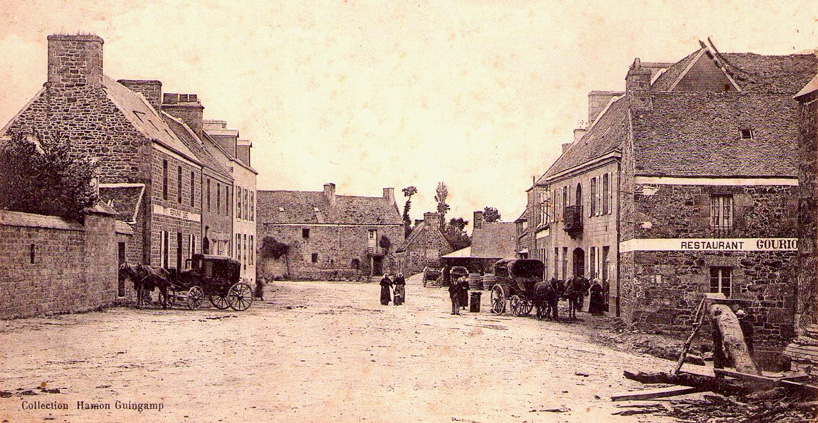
[
  {"xmin": 225, "ymin": 187, "xmax": 230, "ymax": 216},
  {"xmin": 250, "ymin": 192, "xmax": 254, "ymax": 221},
  {"xmin": 249, "ymin": 235, "xmax": 254, "ymax": 266},
  {"xmin": 161, "ymin": 230, "xmax": 169, "ymax": 269},
  {"xmin": 188, "ymin": 234, "xmax": 195, "ymax": 268},
  {"xmin": 602, "ymin": 173, "xmax": 610, "ymax": 215},
  {"xmin": 206, "ymin": 179, "xmax": 211, "ymax": 211},
  {"xmin": 237, "ymin": 188, "xmax": 242, "ymax": 219},
  {"xmin": 236, "ymin": 234, "xmax": 241, "ymax": 262},
  {"xmin": 710, "ymin": 267, "xmax": 732, "ymax": 297},
  {"xmin": 562, "ymin": 186, "xmax": 568, "ymax": 209},
  {"xmin": 368, "ymin": 229, "xmax": 377, "ymax": 240},
  {"xmin": 216, "ymin": 183, "xmax": 221, "ymax": 214},
  {"xmin": 739, "ymin": 128, "xmax": 753, "ymax": 139},
  {"xmin": 552, "ymin": 189, "xmax": 557, "ymax": 222},
  {"xmin": 162, "ymin": 160, "xmax": 168, "ymax": 200},
  {"xmin": 554, "ymin": 247, "xmax": 559, "ymax": 278},
  {"xmin": 243, "ymin": 234, "xmax": 247, "ymax": 270},
  {"xmin": 176, "ymin": 232, "xmax": 183, "ymax": 270},
  {"xmin": 177, "ymin": 166, "xmax": 182, "ymax": 203},
  {"xmin": 190, "ymin": 171, "xmax": 195, "ymax": 206},
  {"xmin": 602, "ymin": 246, "xmax": 610, "ymax": 283},
  {"xmin": 590, "ymin": 247, "xmax": 596, "ymax": 279},
  {"xmin": 302, "ymin": 228, "xmax": 310, "ymax": 238},
  {"xmin": 589, "ymin": 178, "xmax": 597, "ymax": 216},
  {"xmin": 244, "ymin": 189, "xmax": 249, "ymax": 220},
  {"xmin": 710, "ymin": 195, "xmax": 733, "ymax": 236},
  {"xmin": 562, "ymin": 247, "xmax": 568, "ymax": 280},
  {"xmin": 311, "ymin": 253, "xmax": 319, "ymax": 263}
]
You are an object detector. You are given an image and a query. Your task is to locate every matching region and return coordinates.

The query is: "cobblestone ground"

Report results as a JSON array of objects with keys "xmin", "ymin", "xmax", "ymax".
[{"xmin": 0, "ymin": 276, "xmax": 688, "ymax": 423}]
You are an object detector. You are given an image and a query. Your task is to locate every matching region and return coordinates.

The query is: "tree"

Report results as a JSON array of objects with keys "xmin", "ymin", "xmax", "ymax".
[
  {"xmin": 259, "ymin": 236, "xmax": 290, "ymax": 277},
  {"xmin": 0, "ymin": 131, "xmax": 97, "ymax": 221},
  {"xmin": 443, "ymin": 217, "xmax": 471, "ymax": 251},
  {"xmin": 483, "ymin": 206, "xmax": 501, "ymax": 223},
  {"xmin": 435, "ymin": 182, "xmax": 449, "ymax": 227},
  {"xmin": 379, "ymin": 235, "xmax": 391, "ymax": 252},
  {"xmin": 401, "ymin": 186, "xmax": 417, "ymax": 237}
]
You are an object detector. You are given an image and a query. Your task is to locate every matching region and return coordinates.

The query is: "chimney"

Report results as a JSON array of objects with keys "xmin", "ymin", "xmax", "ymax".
[
  {"xmin": 423, "ymin": 212, "xmax": 439, "ymax": 227},
  {"xmin": 162, "ymin": 93, "xmax": 204, "ymax": 139},
  {"xmin": 473, "ymin": 210, "xmax": 485, "ymax": 230},
  {"xmin": 237, "ymin": 139, "xmax": 251, "ymax": 167},
  {"xmin": 47, "ymin": 34, "xmax": 104, "ymax": 89},
  {"xmin": 573, "ymin": 128, "xmax": 586, "ymax": 143},
  {"xmin": 382, "ymin": 187, "xmax": 395, "ymax": 204},
  {"xmin": 562, "ymin": 142, "xmax": 573, "ymax": 153},
  {"xmin": 323, "ymin": 183, "xmax": 336, "ymax": 207},
  {"xmin": 118, "ymin": 80, "xmax": 162, "ymax": 111},
  {"xmin": 626, "ymin": 58, "xmax": 653, "ymax": 111},
  {"xmin": 588, "ymin": 90, "xmax": 624, "ymax": 123}
]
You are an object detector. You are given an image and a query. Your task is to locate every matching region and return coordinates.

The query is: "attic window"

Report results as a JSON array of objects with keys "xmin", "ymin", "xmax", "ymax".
[
  {"xmin": 278, "ymin": 207, "xmax": 285, "ymax": 212},
  {"xmin": 302, "ymin": 228, "xmax": 310, "ymax": 239},
  {"xmin": 313, "ymin": 207, "xmax": 320, "ymax": 212},
  {"xmin": 739, "ymin": 129, "xmax": 753, "ymax": 140}
]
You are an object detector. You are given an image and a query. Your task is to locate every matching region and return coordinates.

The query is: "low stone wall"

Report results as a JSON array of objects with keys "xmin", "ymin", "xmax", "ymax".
[{"xmin": 0, "ymin": 210, "xmax": 123, "ymax": 319}]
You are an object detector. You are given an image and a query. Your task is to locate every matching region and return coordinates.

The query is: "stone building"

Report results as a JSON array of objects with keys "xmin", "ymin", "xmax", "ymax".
[
  {"xmin": 395, "ymin": 212, "xmax": 454, "ymax": 275},
  {"xmin": 201, "ymin": 119, "xmax": 258, "ymax": 285},
  {"xmin": 784, "ymin": 73, "xmax": 818, "ymax": 371},
  {"xmin": 2, "ymin": 35, "xmax": 205, "ymax": 270},
  {"xmin": 441, "ymin": 211, "xmax": 517, "ymax": 274},
  {"xmin": 520, "ymin": 40, "xmax": 815, "ymax": 365},
  {"xmin": 256, "ymin": 183, "xmax": 403, "ymax": 280}
]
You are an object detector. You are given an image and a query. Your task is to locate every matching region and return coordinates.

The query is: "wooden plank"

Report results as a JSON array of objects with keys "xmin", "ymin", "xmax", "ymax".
[
  {"xmin": 611, "ymin": 386, "xmax": 701, "ymax": 402},
  {"xmin": 713, "ymin": 369, "xmax": 779, "ymax": 389}
]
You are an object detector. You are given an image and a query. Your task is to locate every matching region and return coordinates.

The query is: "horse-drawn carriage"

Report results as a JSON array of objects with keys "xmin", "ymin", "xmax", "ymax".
[
  {"xmin": 120, "ymin": 254, "xmax": 254, "ymax": 311},
  {"xmin": 489, "ymin": 259, "xmax": 543, "ymax": 316}
]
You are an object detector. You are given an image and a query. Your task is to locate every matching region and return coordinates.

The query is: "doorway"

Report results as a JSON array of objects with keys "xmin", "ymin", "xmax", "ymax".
[
  {"xmin": 572, "ymin": 248, "xmax": 585, "ymax": 278},
  {"xmin": 372, "ymin": 256, "xmax": 384, "ymax": 276}
]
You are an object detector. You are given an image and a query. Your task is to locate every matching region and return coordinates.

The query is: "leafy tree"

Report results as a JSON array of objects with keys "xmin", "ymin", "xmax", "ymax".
[
  {"xmin": 0, "ymin": 131, "xmax": 97, "ymax": 221},
  {"xmin": 435, "ymin": 182, "xmax": 449, "ymax": 227},
  {"xmin": 443, "ymin": 219, "xmax": 471, "ymax": 251},
  {"xmin": 379, "ymin": 235, "xmax": 391, "ymax": 252},
  {"xmin": 401, "ymin": 186, "xmax": 417, "ymax": 237},
  {"xmin": 259, "ymin": 236, "xmax": 289, "ymax": 259},
  {"xmin": 483, "ymin": 206, "xmax": 501, "ymax": 223}
]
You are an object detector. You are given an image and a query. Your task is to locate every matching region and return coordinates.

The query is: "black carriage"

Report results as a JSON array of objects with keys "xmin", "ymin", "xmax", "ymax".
[
  {"xmin": 489, "ymin": 259, "xmax": 545, "ymax": 316},
  {"xmin": 169, "ymin": 254, "xmax": 254, "ymax": 311}
]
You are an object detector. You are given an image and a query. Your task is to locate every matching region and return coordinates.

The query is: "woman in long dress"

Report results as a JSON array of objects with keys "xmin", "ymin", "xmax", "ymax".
[
  {"xmin": 588, "ymin": 278, "xmax": 604, "ymax": 315},
  {"xmin": 393, "ymin": 273, "xmax": 406, "ymax": 305},
  {"xmin": 380, "ymin": 274, "xmax": 393, "ymax": 305}
]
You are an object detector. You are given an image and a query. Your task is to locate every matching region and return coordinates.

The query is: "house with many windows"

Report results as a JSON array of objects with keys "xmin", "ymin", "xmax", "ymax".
[
  {"xmin": 256, "ymin": 183, "xmax": 403, "ymax": 280},
  {"xmin": 520, "ymin": 40, "xmax": 815, "ymax": 366}
]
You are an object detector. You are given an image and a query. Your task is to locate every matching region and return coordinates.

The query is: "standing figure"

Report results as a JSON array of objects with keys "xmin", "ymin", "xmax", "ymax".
[
  {"xmin": 459, "ymin": 276, "xmax": 470, "ymax": 310},
  {"xmin": 588, "ymin": 278, "xmax": 604, "ymax": 315},
  {"xmin": 380, "ymin": 274, "xmax": 393, "ymax": 306},
  {"xmin": 449, "ymin": 277, "xmax": 464, "ymax": 315},
  {"xmin": 255, "ymin": 277, "xmax": 266, "ymax": 301},
  {"xmin": 393, "ymin": 273, "xmax": 406, "ymax": 305}
]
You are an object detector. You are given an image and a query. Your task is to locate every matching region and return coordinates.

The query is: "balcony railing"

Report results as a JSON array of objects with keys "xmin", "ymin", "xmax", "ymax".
[{"xmin": 563, "ymin": 205, "xmax": 583, "ymax": 238}]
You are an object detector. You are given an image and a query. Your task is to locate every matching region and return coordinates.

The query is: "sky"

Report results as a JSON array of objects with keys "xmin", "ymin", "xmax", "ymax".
[{"xmin": 1, "ymin": 0, "xmax": 816, "ymax": 231}]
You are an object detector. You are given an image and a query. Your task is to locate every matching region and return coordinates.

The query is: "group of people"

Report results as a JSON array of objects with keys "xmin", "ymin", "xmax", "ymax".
[
  {"xmin": 379, "ymin": 273, "xmax": 406, "ymax": 306},
  {"xmin": 448, "ymin": 276, "xmax": 471, "ymax": 315}
]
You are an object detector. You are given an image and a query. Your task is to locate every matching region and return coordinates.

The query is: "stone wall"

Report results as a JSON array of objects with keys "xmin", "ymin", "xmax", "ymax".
[
  {"xmin": 0, "ymin": 210, "xmax": 122, "ymax": 319},
  {"xmin": 397, "ymin": 223, "xmax": 453, "ymax": 276},
  {"xmin": 796, "ymin": 92, "xmax": 817, "ymax": 332},
  {"xmin": 257, "ymin": 224, "xmax": 404, "ymax": 280}
]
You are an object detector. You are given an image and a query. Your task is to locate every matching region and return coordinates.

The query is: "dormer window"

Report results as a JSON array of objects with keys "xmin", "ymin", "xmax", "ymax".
[
  {"xmin": 314, "ymin": 207, "xmax": 320, "ymax": 212},
  {"xmin": 739, "ymin": 129, "xmax": 753, "ymax": 140},
  {"xmin": 278, "ymin": 207, "xmax": 285, "ymax": 212}
]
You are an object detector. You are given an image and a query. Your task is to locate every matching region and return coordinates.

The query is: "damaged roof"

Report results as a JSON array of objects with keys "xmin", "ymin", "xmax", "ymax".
[{"xmin": 257, "ymin": 190, "xmax": 402, "ymax": 226}]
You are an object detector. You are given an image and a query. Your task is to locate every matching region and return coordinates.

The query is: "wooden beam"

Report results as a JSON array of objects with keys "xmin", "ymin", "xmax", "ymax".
[
  {"xmin": 713, "ymin": 369, "xmax": 778, "ymax": 390},
  {"xmin": 611, "ymin": 386, "xmax": 700, "ymax": 402}
]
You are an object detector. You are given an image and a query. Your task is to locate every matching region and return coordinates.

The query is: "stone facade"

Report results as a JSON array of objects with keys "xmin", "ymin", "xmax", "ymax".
[
  {"xmin": 795, "ymin": 78, "xmax": 818, "ymax": 333},
  {"xmin": 395, "ymin": 212, "xmax": 454, "ymax": 276},
  {"xmin": 0, "ymin": 210, "xmax": 125, "ymax": 319}
]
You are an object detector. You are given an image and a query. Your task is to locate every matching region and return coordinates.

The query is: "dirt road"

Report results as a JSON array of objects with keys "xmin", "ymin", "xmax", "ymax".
[{"xmin": 0, "ymin": 276, "xmax": 684, "ymax": 422}]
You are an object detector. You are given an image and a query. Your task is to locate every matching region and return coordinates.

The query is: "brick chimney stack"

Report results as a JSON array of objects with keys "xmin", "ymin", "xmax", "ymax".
[
  {"xmin": 162, "ymin": 93, "xmax": 204, "ymax": 139},
  {"xmin": 473, "ymin": 210, "xmax": 485, "ymax": 230},
  {"xmin": 423, "ymin": 212, "xmax": 439, "ymax": 227},
  {"xmin": 324, "ymin": 183, "xmax": 336, "ymax": 207},
  {"xmin": 626, "ymin": 58, "xmax": 652, "ymax": 111},
  {"xmin": 118, "ymin": 80, "xmax": 162, "ymax": 112},
  {"xmin": 47, "ymin": 34, "xmax": 104, "ymax": 89}
]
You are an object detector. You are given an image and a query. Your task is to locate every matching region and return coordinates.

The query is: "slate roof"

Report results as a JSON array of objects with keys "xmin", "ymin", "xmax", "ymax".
[
  {"xmin": 537, "ymin": 96, "xmax": 628, "ymax": 183},
  {"xmin": 721, "ymin": 53, "xmax": 817, "ymax": 94},
  {"xmin": 631, "ymin": 92, "xmax": 800, "ymax": 177},
  {"xmin": 162, "ymin": 113, "xmax": 233, "ymax": 181},
  {"xmin": 795, "ymin": 74, "xmax": 818, "ymax": 100},
  {"xmin": 257, "ymin": 190, "xmax": 402, "ymax": 226},
  {"xmin": 650, "ymin": 49, "xmax": 704, "ymax": 92},
  {"xmin": 469, "ymin": 222, "xmax": 517, "ymax": 259},
  {"xmin": 102, "ymin": 76, "xmax": 200, "ymax": 165},
  {"xmin": 396, "ymin": 219, "xmax": 453, "ymax": 253},
  {"xmin": 99, "ymin": 184, "xmax": 145, "ymax": 223}
]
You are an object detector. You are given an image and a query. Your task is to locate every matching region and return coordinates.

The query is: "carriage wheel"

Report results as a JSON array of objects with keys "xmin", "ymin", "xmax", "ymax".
[
  {"xmin": 509, "ymin": 295, "xmax": 524, "ymax": 316},
  {"xmin": 521, "ymin": 300, "xmax": 534, "ymax": 316},
  {"xmin": 227, "ymin": 283, "xmax": 254, "ymax": 311},
  {"xmin": 187, "ymin": 286, "xmax": 203, "ymax": 310},
  {"xmin": 490, "ymin": 285, "xmax": 506, "ymax": 314},
  {"xmin": 209, "ymin": 295, "xmax": 229, "ymax": 310}
]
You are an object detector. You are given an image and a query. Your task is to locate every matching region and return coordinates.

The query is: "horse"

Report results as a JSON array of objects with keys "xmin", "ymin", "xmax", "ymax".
[
  {"xmin": 533, "ymin": 278, "xmax": 564, "ymax": 321},
  {"xmin": 563, "ymin": 276, "xmax": 590, "ymax": 320},
  {"xmin": 118, "ymin": 262, "xmax": 172, "ymax": 309}
]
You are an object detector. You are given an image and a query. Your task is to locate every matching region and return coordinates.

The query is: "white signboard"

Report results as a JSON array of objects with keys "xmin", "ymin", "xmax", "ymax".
[
  {"xmin": 152, "ymin": 204, "xmax": 201, "ymax": 223},
  {"xmin": 620, "ymin": 238, "xmax": 798, "ymax": 253}
]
